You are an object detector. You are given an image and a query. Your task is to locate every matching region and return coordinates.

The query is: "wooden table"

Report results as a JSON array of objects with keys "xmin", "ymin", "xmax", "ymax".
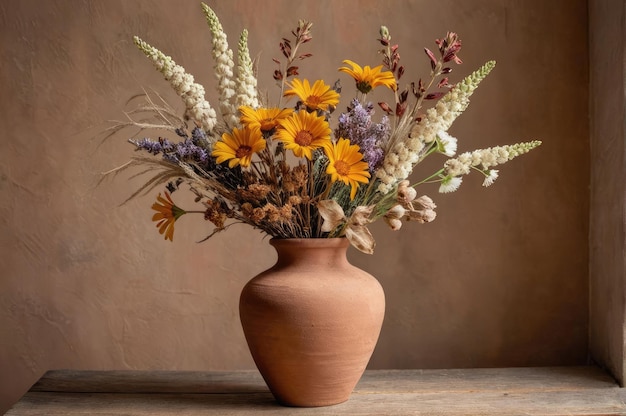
[{"xmin": 5, "ymin": 367, "xmax": 626, "ymax": 415}]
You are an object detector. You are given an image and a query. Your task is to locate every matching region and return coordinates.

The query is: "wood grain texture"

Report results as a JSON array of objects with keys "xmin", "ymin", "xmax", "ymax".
[{"xmin": 6, "ymin": 368, "xmax": 626, "ymax": 415}]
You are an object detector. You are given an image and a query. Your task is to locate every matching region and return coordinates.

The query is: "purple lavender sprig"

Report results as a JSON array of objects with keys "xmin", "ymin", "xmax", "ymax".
[
  {"xmin": 131, "ymin": 137, "xmax": 175, "ymax": 155},
  {"xmin": 130, "ymin": 127, "xmax": 244, "ymax": 190},
  {"xmin": 334, "ymin": 99, "xmax": 390, "ymax": 172},
  {"xmin": 130, "ymin": 127, "xmax": 210, "ymax": 166}
]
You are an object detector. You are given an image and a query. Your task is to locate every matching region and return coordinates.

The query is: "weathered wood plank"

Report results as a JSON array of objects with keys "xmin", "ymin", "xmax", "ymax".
[
  {"xmin": 355, "ymin": 367, "xmax": 620, "ymax": 392},
  {"xmin": 6, "ymin": 367, "xmax": 626, "ymax": 416},
  {"xmin": 30, "ymin": 370, "xmax": 268, "ymax": 394},
  {"xmin": 7, "ymin": 389, "xmax": 626, "ymax": 416},
  {"xmin": 29, "ymin": 367, "xmax": 618, "ymax": 394}
]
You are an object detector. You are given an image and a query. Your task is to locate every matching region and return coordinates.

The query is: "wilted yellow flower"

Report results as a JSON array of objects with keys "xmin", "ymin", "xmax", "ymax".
[{"xmin": 151, "ymin": 192, "xmax": 186, "ymax": 241}]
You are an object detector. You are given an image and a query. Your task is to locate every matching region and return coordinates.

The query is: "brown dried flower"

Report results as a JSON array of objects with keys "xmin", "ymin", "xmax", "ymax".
[
  {"xmin": 251, "ymin": 207, "xmax": 265, "ymax": 222},
  {"xmin": 204, "ymin": 199, "xmax": 228, "ymax": 229},
  {"xmin": 263, "ymin": 204, "xmax": 281, "ymax": 222},
  {"xmin": 237, "ymin": 183, "xmax": 272, "ymax": 203}
]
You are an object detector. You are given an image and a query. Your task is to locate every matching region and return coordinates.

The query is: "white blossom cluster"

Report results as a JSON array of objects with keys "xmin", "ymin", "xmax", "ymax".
[
  {"xmin": 440, "ymin": 140, "xmax": 542, "ymax": 192},
  {"xmin": 235, "ymin": 29, "xmax": 259, "ymax": 109},
  {"xmin": 133, "ymin": 36, "xmax": 218, "ymax": 133},
  {"xmin": 201, "ymin": 3, "xmax": 239, "ymax": 128},
  {"xmin": 376, "ymin": 61, "xmax": 496, "ymax": 194}
]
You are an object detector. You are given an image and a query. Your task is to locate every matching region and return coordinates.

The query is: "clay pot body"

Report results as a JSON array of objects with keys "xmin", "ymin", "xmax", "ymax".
[{"xmin": 239, "ymin": 238, "xmax": 385, "ymax": 407}]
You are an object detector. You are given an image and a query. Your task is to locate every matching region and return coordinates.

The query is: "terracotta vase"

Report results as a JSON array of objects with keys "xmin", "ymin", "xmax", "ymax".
[{"xmin": 239, "ymin": 238, "xmax": 385, "ymax": 407}]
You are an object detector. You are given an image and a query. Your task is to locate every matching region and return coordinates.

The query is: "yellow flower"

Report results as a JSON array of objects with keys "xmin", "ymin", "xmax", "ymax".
[
  {"xmin": 324, "ymin": 138, "xmax": 371, "ymax": 200},
  {"xmin": 283, "ymin": 79, "xmax": 340, "ymax": 111},
  {"xmin": 212, "ymin": 126, "xmax": 266, "ymax": 168},
  {"xmin": 151, "ymin": 192, "xmax": 186, "ymax": 241},
  {"xmin": 239, "ymin": 106, "xmax": 294, "ymax": 133},
  {"xmin": 275, "ymin": 110, "xmax": 332, "ymax": 159},
  {"xmin": 338, "ymin": 59, "xmax": 397, "ymax": 94}
]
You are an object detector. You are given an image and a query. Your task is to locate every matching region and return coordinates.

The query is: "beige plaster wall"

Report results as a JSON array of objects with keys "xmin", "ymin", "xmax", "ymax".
[{"xmin": 0, "ymin": 0, "xmax": 588, "ymax": 412}]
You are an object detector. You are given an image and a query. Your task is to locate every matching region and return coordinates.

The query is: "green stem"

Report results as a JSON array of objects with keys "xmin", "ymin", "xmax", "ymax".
[{"xmin": 412, "ymin": 168, "xmax": 445, "ymax": 186}]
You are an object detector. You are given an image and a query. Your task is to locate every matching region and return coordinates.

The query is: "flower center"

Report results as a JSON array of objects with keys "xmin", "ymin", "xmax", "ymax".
[
  {"xmin": 236, "ymin": 145, "xmax": 253, "ymax": 159},
  {"xmin": 305, "ymin": 95, "xmax": 322, "ymax": 108},
  {"xmin": 295, "ymin": 130, "xmax": 313, "ymax": 147},
  {"xmin": 334, "ymin": 160, "xmax": 351, "ymax": 176},
  {"xmin": 260, "ymin": 119, "xmax": 275, "ymax": 131},
  {"xmin": 356, "ymin": 81, "xmax": 373, "ymax": 94}
]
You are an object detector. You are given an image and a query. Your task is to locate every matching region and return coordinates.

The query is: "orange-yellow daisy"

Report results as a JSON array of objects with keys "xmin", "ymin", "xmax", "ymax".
[
  {"xmin": 151, "ymin": 192, "xmax": 186, "ymax": 241},
  {"xmin": 275, "ymin": 110, "xmax": 332, "ymax": 159},
  {"xmin": 283, "ymin": 79, "xmax": 340, "ymax": 112},
  {"xmin": 239, "ymin": 106, "xmax": 294, "ymax": 133},
  {"xmin": 212, "ymin": 126, "xmax": 266, "ymax": 168},
  {"xmin": 324, "ymin": 138, "xmax": 371, "ymax": 200},
  {"xmin": 338, "ymin": 60, "xmax": 397, "ymax": 94}
]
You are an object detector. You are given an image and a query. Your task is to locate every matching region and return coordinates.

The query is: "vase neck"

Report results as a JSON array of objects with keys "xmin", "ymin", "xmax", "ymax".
[{"xmin": 270, "ymin": 238, "xmax": 350, "ymax": 268}]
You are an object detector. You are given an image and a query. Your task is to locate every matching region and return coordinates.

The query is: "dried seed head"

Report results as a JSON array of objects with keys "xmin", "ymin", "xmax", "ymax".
[
  {"xmin": 386, "ymin": 204, "xmax": 406, "ymax": 219},
  {"xmin": 384, "ymin": 217, "xmax": 403, "ymax": 231}
]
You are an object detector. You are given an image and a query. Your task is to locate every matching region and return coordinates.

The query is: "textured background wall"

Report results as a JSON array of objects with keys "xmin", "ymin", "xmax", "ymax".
[
  {"xmin": 0, "ymin": 0, "xmax": 588, "ymax": 412},
  {"xmin": 589, "ymin": 0, "xmax": 626, "ymax": 384}
]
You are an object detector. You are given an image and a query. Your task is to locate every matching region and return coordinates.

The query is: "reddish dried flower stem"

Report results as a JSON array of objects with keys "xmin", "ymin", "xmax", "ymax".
[{"xmin": 275, "ymin": 20, "xmax": 313, "ymax": 106}]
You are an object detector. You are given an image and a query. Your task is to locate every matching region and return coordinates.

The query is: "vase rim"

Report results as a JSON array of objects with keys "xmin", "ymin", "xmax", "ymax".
[{"xmin": 269, "ymin": 237, "xmax": 349, "ymax": 249}]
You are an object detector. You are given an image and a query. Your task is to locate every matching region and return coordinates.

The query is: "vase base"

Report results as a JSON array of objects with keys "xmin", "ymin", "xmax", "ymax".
[{"xmin": 275, "ymin": 397, "xmax": 350, "ymax": 408}]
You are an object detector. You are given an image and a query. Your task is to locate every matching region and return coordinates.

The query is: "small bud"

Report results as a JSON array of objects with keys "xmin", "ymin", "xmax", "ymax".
[
  {"xmin": 332, "ymin": 79, "xmax": 342, "ymax": 94},
  {"xmin": 399, "ymin": 89, "xmax": 409, "ymax": 103},
  {"xmin": 378, "ymin": 101, "xmax": 393, "ymax": 115},
  {"xmin": 379, "ymin": 25, "xmax": 390, "ymax": 39},
  {"xmin": 397, "ymin": 186, "xmax": 417, "ymax": 204},
  {"xmin": 386, "ymin": 204, "xmax": 406, "ymax": 219},
  {"xmin": 411, "ymin": 81, "xmax": 419, "ymax": 97},
  {"xmin": 414, "ymin": 195, "xmax": 437, "ymax": 211},
  {"xmin": 395, "ymin": 101, "xmax": 407, "ymax": 117},
  {"xmin": 407, "ymin": 209, "xmax": 436, "ymax": 223},
  {"xmin": 397, "ymin": 65, "xmax": 405, "ymax": 80},
  {"xmin": 425, "ymin": 92, "xmax": 445, "ymax": 100},
  {"xmin": 384, "ymin": 217, "xmax": 403, "ymax": 231},
  {"xmin": 424, "ymin": 48, "xmax": 438, "ymax": 70}
]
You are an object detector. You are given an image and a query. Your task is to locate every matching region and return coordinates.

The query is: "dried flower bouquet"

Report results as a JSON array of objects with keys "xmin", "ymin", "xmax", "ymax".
[{"xmin": 111, "ymin": 3, "xmax": 540, "ymax": 254}]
